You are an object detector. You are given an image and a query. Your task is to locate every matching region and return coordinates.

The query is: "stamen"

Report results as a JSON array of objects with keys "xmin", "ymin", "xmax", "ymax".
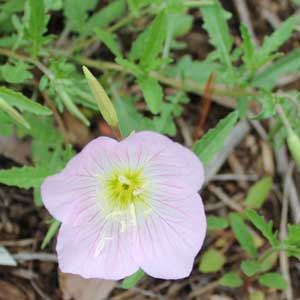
[
  {"xmin": 130, "ymin": 203, "xmax": 137, "ymax": 226},
  {"xmin": 118, "ymin": 175, "xmax": 131, "ymax": 185},
  {"xmin": 133, "ymin": 188, "xmax": 143, "ymax": 196}
]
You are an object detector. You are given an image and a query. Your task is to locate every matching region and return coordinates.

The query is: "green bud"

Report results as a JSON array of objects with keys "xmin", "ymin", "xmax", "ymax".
[
  {"xmin": 82, "ymin": 66, "xmax": 119, "ymax": 129},
  {"xmin": 287, "ymin": 132, "xmax": 300, "ymax": 168}
]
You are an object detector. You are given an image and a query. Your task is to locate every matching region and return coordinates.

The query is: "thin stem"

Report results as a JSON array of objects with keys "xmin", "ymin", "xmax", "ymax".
[{"xmin": 276, "ymin": 104, "xmax": 293, "ymax": 134}]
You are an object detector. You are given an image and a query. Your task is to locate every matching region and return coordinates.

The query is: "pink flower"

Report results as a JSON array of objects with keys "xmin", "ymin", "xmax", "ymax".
[{"xmin": 41, "ymin": 131, "xmax": 206, "ymax": 280}]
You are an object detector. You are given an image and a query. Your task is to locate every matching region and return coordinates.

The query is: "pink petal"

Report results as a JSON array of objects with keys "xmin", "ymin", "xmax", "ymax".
[
  {"xmin": 120, "ymin": 131, "xmax": 204, "ymax": 191},
  {"xmin": 57, "ymin": 221, "xmax": 139, "ymax": 280},
  {"xmin": 132, "ymin": 188, "xmax": 206, "ymax": 279},
  {"xmin": 41, "ymin": 137, "xmax": 117, "ymax": 224}
]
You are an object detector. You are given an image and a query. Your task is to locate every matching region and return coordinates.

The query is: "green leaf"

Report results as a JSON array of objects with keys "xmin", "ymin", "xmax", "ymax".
[
  {"xmin": 240, "ymin": 24, "xmax": 255, "ymax": 69},
  {"xmin": 219, "ymin": 272, "xmax": 243, "ymax": 288},
  {"xmin": 122, "ymin": 269, "xmax": 145, "ymax": 289},
  {"xmin": 207, "ymin": 216, "xmax": 229, "ymax": 230},
  {"xmin": 27, "ymin": 0, "xmax": 46, "ymax": 57},
  {"xmin": 245, "ymin": 209, "xmax": 278, "ymax": 247},
  {"xmin": 95, "ymin": 28, "xmax": 122, "ymax": 58},
  {"xmin": 0, "ymin": 165, "xmax": 50, "ymax": 189},
  {"xmin": 230, "ymin": 213, "xmax": 257, "ymax": 257},
  {"xmin": 56, "ymin": 85, "xmax": 90, "ymax": 126},
  {"xmin": 41, "ymin": 220, "xmax": 60, "ymax": 249},
  {"xmin": 114, "ymin": 96, "xmax": 154, "ymax": 137},
  {"xmin": 253, "ymin": 49, "xmax": 300, "ymax": 89},
  {"xmin": 252, "ymin": 91, "xmax": 276, "ymax": 120},
  {"xmin": 0, "ymin": 87, "xmax": 52, "ymax": 115},
  {"xmin": 137, "ymin": 76, "xmax": 163, "ymax": 114},
  {"xmin": 0, "ymin": 97, "xmax": 30, "ymax": 129},
  {"xmin": 84, "ymin": 0, "xmax": 126, "ymax": 35},
  {"xmin": 257, "ymin": 16, "xmax": 297, "ymax": 63},
  {"xmin": 0, "ymin": 62, "xmax": 32, "ymax": 84},
  {"xmin": 283, "ymin": 224, "xmax": 300, "ymax": 258},
  {"xmin": 245, "ymin": 177, "xmax": 272, "ymax": 209},
  {"xmin": 200, "ymin": 0, "xmax": 233, "ymax": 69},
  {"xmin": 193, "ymin": 111, "xmax": 238, "ymax": 165},
  {"xmin": 258, "ymin": 272, "xmax": 288, "ymax": 290},
  {"xmin": 199, "ymin": 249, "xmax": 226, "ymax": 273},
  {"xmin": 64, "ymin": 0, "xmax": 98, "ymax": 33},
  {"xmin": 241, "ymin": 260, "xmax": 260, "ymax": 277},
  {"xmin": 139, "ymin": 11, "xmax": 167, "ymax": 69}
]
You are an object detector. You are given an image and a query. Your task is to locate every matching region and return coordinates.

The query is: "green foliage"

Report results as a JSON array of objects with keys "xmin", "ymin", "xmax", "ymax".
[
  {"xmin": 0, "ymin": 165, "xmax": 50, "ymax": 189},
  {"xmin": 95, "ymin": 29, "xmax": 122, "ymax": 58},
  {"xmin": 193, "ymin": 111, "xmax": 238, "ymax": 165},
  {"xmin": 258, "ymin": 273, "xmax": 288, "ymax": 290},
  {"xmin": 41, "ymin": 220, "xmax": 60, "ymax": 249},
  {"xmin": 199, "ymin": 249, "xmax": 225, "ymax": 273},
  {"xmin": 137, "ymin": 76, "xmax": 163, "ymax": 114},
  {"xmin": 283, "ymin": 224, "xmax": 300, "ymax": 257},
  {"xmin": 26, "ymin": 0, "xmax": 47, "ymax": 57},
  {"xmin": 245, "ymin": 209, "xmax": 278, "ymax": 247},
  {"xmin": 245, "ymin": 177, "xmax": 272, "ymax": 209},
  {"xmin": 122, "ymin": 269, "xmax": 145, "ymax": 289},
  {"xmin": 219, "ymin": 272, "xmax": 243, "ymax": 288},
  {"xmin": 207, "ymin": 216, "xmax": 229, "ymax": 231},
  {"xmin": 241, "ymin": 260, "xmax": 260, "ymax": 277},
  {"xmin": 230, "ymin": 213, "xmax": 257, "ymax": 257},
  {"xmin": 200, "ymin": 0, "xmax": 233, "ymax": 70},
  {"xmin": 0, "ymin": 61, "xmax": 32, "ymax": 84}
]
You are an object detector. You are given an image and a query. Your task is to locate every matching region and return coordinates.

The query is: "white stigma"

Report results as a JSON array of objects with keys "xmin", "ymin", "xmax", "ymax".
[
  {"xmin": 118, "ymin": 175, "xmax": 131, "ymax": 185},
  {"xmin": 133, "ymin": 188, "xmax": 143, "ymax": 196}
]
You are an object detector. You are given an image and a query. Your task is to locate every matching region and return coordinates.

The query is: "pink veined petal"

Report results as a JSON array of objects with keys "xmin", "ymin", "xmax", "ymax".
[
  {"xmin": 57, "ymin": 220, "xmax": 139, "ymax": 280},
  {"xmin": 132, "ymin": 188, "xmax": 206, "ymax": 279},
  {"xmin": 120, "ymin": 131, "xmax": 204, "ymax": 191},
  {"xmin": 41, "ymin": 137, "xmax": 118, "ymax": 224}
]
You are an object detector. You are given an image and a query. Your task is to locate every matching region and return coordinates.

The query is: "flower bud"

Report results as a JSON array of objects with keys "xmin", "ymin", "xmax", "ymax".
[
  {"xmin": 82, "ymin": 66, "xmax": 119, "ymax": 129},
  {"xmin": 287, "ymin": 131, "xmax": 300, "ymax": 168}
]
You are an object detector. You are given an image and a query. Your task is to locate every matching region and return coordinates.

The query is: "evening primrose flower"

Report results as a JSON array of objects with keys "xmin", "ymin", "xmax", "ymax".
[{"xmin": 41, "ymin": 131, "xmax": 206, "ymax": 280}]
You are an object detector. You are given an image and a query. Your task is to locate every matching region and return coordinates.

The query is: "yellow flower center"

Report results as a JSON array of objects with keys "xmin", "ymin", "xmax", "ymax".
[{"xmin": 105, "ymin": 169, "xmax": 147, "ymax": 211}]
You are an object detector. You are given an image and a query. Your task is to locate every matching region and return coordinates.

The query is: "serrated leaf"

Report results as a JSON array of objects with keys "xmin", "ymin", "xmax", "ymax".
[
  {"xmin": 0, "ymin": 165, "xmax": 50, "ymax": 189},
  {"xmin": 258, "ymin": 272, "xmax": 288, "ymax": 290},
  {"xmin": 230, "ymin": 213, "xmax": 257, "ymax": 257},
  {"xmin": 84, "ymin": 0, "xmax": 126, "ymax": 35},
  {"xmin": 199, "ymin": 249, "xmax": 226, "ymax": 273},
  {"xmin": 137, "ymin": 76, "xmax": 163, "ymax": 114},
  {"xmin": 0, "ymin": 87, "xmax": 51, "ymax": 115},
  {"xmin": 0, "ymin": 62, "xmax": 32, "ymax": 84},
  {"xmin": 122, "ymin": 269, "xmax": 145, "ymax": 289},
  {"xmin": 283, "ymin": 224, "xmax": 300, "ymax": 257},
  {"xmin": 27, "ymin": 0, "xmax": 46, "ymax": 57},
  {"xmin": 219, "ymin": 272, "xmax": 243, "ymax": 288},
  {"xmin": 245, "ymin": 209, "xmax": 278, "ymax": 247},
  {"xmin": 41, "ymin": 220, "xmax": 60, "ymax": 249},
  {"xmin": 240, "ymin": 24, "xmax": 255, "ymax": 69},
  {"xmin": 245, "ymin": 177, "xmax": 272, "ymax": 209},
  {"xmin": 207, "ymin": 216, "xmax": 229, "ymax": 230},
  {"xmin": 257, "ymin": 16, "xmax": 297, "ymax": 63},
  {"xmin": 253, "ymin": 49, "xmax": 300, "ymax": 89},
  {"xmin": 95, "ymin": 28, "xmax": 122, "ymax": 58},
  {"xmin": 193, "ymin": 111, "xmax": 238, "ymax": 165},
  {"xmin": 139, "ymin": 11, "xmax": 167, "ymax": 69},
  {"xmin": 64, "ymin": 0, "xmax": 98, "ymax": 33},
  {"xmin": 241, "ymin": 260, "xmax": 260, "ymax": 277},
  {"xmin": 200, "ymin": 0, "xmax": 233, "ymax": 69}
]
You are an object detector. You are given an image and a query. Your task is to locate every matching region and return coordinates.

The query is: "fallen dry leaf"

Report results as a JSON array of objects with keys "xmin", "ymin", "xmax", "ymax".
[
  {"xmin": 0, "ymin": 280, "xmax": 27, "ymax": 300},
  {"xmin": 59, "ymin": 272, "xmax": 116, "ymax": 300},
  {"xmin": 0, "ymin": 136, "xmax": 31, "ymax": 165}
]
